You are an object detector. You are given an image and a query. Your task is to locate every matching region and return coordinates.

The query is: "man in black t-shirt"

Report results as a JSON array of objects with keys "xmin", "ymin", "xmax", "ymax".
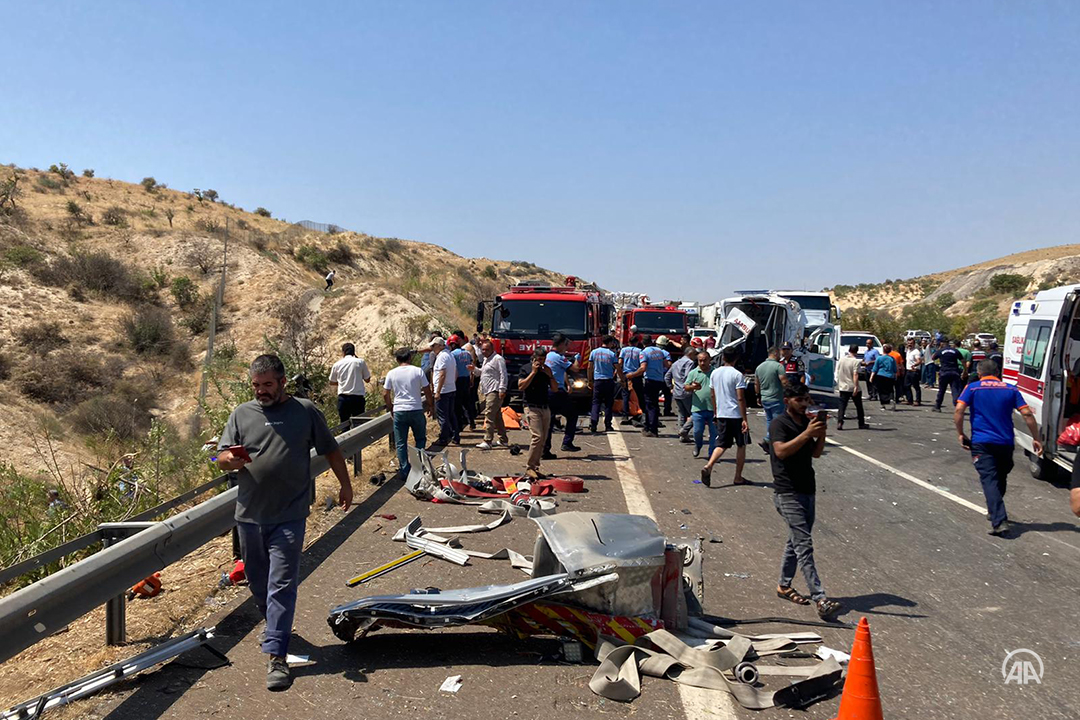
[
  {"xmin": 518, "ymin": 348, "xmax": 558, "ymax": 479},
  {"xmin": 769, "ymin": 383, "xmax": 840, "ymax": 619}
]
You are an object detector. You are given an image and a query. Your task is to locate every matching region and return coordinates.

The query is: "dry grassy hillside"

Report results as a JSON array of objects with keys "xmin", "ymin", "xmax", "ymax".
[
  {"xmin": 0, "ymin": 163, "xmax": 569, "ymax": 479},
  {"xmin": 825, "ymin": 244, "xmax": 1080, "ymax": 341}
]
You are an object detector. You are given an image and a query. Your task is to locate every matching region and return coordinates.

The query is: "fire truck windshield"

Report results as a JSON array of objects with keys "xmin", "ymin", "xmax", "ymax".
[
  {"xmin": 632, "ymin": 311, "xmax": 686, "ymax": 335},
  {"xmin": 492, "ymin": 300, "xmax": 587, "ymax": 339}
]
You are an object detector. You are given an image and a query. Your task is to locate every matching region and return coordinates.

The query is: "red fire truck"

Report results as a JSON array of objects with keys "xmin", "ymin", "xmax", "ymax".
[
  {"xmin": 615, "ymin": 304, "xmax": 691, "ymax": 357},
  {"xmin": 477, "ymin": 278, "xmax": 614, "ymax": 409}
]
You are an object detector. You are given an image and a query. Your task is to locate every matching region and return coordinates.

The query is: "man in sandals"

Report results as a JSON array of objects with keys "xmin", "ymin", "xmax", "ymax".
[{"xmin": 769, "ymin": 382, "xmax": 841, "ymax": 619}]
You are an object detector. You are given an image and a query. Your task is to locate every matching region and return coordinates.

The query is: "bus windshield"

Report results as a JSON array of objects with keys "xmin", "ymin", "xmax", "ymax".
[
  {"xmin": 632, "ymin": 311, "xmax": 687, "ymax": 334},
  {"xmin": 492, "ymin": 300, "xmax": 587, "ymax": 339},
  {"xmin": 779, "ymin": 294, "xmax": 831, "ymax": 312}
]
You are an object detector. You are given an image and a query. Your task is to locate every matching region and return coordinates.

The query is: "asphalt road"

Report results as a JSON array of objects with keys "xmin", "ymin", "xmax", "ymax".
[{"xmin": 94, "ymin": 397, "xmax": 1080, "ymax": 720}]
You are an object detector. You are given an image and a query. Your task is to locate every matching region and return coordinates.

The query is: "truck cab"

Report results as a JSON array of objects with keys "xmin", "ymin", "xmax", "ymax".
[
  {"xmin": 479, "ymin": 279, "xmax": 613, "ymax": 409},
  {"xmin": 1003, "ymin": 285, "xmax": 1080, "ymax": 479},
  {"xmin": 615, "ymin": 306, "xmax": 690, "ymax": 357}
]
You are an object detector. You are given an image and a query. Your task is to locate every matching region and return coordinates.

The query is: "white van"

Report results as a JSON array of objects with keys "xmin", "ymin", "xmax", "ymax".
[
  {"xmin": 798, "ymin": 327, "xmax": 882, "ymax": 401},
  {"xmin": 1002, "ymin": 285, "xmax": 1080, "ymax": 479}
]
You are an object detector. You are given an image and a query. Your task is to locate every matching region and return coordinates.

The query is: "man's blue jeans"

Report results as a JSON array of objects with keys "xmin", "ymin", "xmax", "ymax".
[
  {"xmin": 393, "ymin": 409, "xmax": 427, "ymax": 475},
  {"xmin": 237, "ymin": 518, "xmax": 306, "ymax": 657},
  {"xmin": 762, "ymin": 401, "xmax": 785, "ymax": 442},
  {"xmin": 774, "ymin": 492, "xmax": 825, "ymax": 601},
  {"xmin": 692, "ymin": 410, "xmax": 717, "ymax": 455}
]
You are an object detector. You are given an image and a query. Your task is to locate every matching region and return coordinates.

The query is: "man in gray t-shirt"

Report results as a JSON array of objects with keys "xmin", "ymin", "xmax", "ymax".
[{"xmin": 217, "ymin": 354, "xmax": 352, "ymax": 691}]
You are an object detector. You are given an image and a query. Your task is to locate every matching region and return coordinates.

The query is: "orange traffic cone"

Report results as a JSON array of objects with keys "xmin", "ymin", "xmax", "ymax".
[{"xmin": 831, "ymin": 617, "xmax": 883, "ymax": 720}]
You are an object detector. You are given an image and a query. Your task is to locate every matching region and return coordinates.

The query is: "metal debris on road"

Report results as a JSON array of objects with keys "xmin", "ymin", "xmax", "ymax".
[
  {"xmin": 724, "ymin": 572, "xmax": 751, "ymax": 579},
  {"xmin": 439, "ymin": 675, "xmax": 463, "ymax": 693}
]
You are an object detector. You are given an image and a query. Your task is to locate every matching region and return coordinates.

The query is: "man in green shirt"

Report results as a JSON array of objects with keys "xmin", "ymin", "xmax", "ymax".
[
  {"xmin": 754, "ymin": 346, "xmax": 788, "ymax": 454},
  {"xmin": 683, "ymin": 351, "xmax": 717, "ymax": 458}
]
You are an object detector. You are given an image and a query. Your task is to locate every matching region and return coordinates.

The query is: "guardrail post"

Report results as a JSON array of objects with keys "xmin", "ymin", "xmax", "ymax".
[
  {"xmin": 350, "ymin": 416, "xmax": 365, "ymax": 477},
  {"xmin": 102, "ymin": 534, "xmax": 126, "ymax": 645}
]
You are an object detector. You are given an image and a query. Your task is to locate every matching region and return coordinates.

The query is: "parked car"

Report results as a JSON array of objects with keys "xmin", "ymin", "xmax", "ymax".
[{"xmin": 905, "ymin": 329, "xmax": 932, "ymax": 342}]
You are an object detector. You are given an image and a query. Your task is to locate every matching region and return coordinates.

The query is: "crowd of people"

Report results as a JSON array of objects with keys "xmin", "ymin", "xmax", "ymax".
[{"xmin": 213, "ymin": 325, "xmax": 1052, "ymax": 689}]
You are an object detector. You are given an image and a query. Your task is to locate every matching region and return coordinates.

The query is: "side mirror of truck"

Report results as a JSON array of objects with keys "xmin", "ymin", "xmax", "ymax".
[{"xmin": 475, "ymin": 302, "xmax": 485, "ymax": 333}]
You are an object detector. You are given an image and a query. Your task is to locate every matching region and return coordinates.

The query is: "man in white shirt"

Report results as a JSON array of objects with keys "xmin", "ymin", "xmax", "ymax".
[
  {"xmin": 383, "ymin": 347, "xmax": 433, "ymax": 478},
  {"xmin": 836, "ymin": 344, "xmax": 867, "ymax": 430},
  {"xmin": 477, "ymin": 340, "xmax": 509, "ymax": 450},
  {"xmin": 429, "ymin": 336, "xmax": 460, "ymax": 447},
  {"xmin": 701, "ymin": 347, "xmax": 749, "ymax": 487},
  {"xmin": 903, "ymin": 338, "xmax": 923, "ymax": 406},
  {"xmin": 328, "ymin": 343, "xmax": 372, "ymax": 424},
  {"xmin": 325, "ymin": 269, "xmax": 335, "ymax": 291}
]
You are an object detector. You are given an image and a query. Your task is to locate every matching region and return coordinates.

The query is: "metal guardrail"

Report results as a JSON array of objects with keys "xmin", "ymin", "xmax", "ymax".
[{"xmin": 0, "ymin": 413, "xmax": 393, "ymax": 666}]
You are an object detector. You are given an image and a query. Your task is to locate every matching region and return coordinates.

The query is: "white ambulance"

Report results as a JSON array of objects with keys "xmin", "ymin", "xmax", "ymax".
[{"xmin": 1002, "ymin": 285, "xmax": 1080, "ymax": 479}]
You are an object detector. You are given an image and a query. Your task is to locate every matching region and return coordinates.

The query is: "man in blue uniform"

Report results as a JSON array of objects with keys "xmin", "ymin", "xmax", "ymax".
[
  {"xmin": 933, "ymin": 338, "xmax": 966, "ymax": 411},
  {"xmin": 955, "ymin": 359, "xmax": 1043, "ymax": 536},
  {"xmin": 544, "ymin": 333, "xmax": 581, "ymax": 455},
  {"xmin": 628, "ymin": 335, "xmax": 671, "ymax": 437},
  {"xmin": 618, "ymin": 335, "xmax": 644, "ymax": 426},
  {"xmin": 588, "ymin": 335, "xmax": 619, "ymax": 433}
]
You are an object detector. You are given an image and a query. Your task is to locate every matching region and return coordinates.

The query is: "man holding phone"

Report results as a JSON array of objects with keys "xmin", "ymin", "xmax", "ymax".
[
  {"xmin": 770, "ymin": 383, "xmax": 840, "ymax": 619},
  {"xmin": 217, "ymin": 354, "xmax": 353, "ymax": 691}
]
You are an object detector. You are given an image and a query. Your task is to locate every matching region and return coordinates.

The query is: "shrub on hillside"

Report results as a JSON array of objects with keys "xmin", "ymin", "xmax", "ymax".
[
  {"xmin": 82, "ymin": 168, "xmax": 95, "ymax": 178},
  {"xmin": 34, "ymin": 251, "xmax": 148, "ymax": 302},
  {"xmin": 482, "ymin": 264, "xmax": 497, "ymax": 280},
  {"xmin": 185, "ymin": 241, "xmax": 217, "ymax": 274},
  {"xmin": 101, "ymin": 206, "xmax": 127, "ymax": 226},
  {"xmin": 69, "ymin": 381, "xmax": 156, "ymax": 440},
  {"xmin": 196, "ymin": 218, "xmax": 220, "ymax": 234},
  {"xmin": 3, "ymin": 245, "xmax": 44, "ymax": 267},
  {"xmin": 326, "ymin": 241, "xmax": 354, "ymax": 266},
  {"xmin": 254, "ymin": 207, "xmax": 271, "ymax": 218},
  {"xmin": 65, "ymin": 200, "xmax": 90, "ymax": 225},
  {"xmin": 988, "ymin": 273, "xmax": 1028, "ymax": 295},
  {"xmin": 15, "ymin": 321, "xmax": 69, "ymax": 356},
  {"xmin": 141, "ymin": 177, "xmax": 158, "ymax": 192},
  {"xmin": 933, "ymin": 292, "xmax": 955, "ymax": 310},
  {"xmin": 35, "ymin": 175, "xmax": 63, "ymax": 192},
  {"xmin": 180, "ymin": 293, "xmax": 216, "ymax": 335},
  {"xmin": 0, "ymin": 347, "xmax": 10, "ymax": 380},
  {"xmin": 18, "ymin": 351, "xmax": 112, "ymax": 405},
  {"xmin": 294, "ymin": 244, "xmax": 329, "ymax": 274},
  {"xmin": 120, "ymin": 307, "xmax": 175, "ymax": 356},
  {"xmin": 170, "ymin": 276, "xmax": 199, "ymax": 308},
  {"xmin": 203, "ymin": 189, "xmax": 219, "ymax": 203}
]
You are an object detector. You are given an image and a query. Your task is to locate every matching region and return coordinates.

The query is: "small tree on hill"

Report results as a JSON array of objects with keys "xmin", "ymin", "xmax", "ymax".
[
  {"xmin": 254, "ymin": 207, "xmax": 271, "ymax": 218},
  {"xmin": 988, "ymin": 273, "xmax": 1028, "ymax": 295},
  {"xmin": 82, "ymin": 168, "xmax": 95, "ymax": 178},
  {"xmin": 203, "ymin": 189, "xmax": 219, "ymax": 203},
  {"xmin": 141, "ymin": 177, "xmax": 158, "ymax": 192}
]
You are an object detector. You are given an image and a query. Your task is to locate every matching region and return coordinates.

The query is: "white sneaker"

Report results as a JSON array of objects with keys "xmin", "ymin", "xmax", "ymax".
[
  {"xmin": 492, "ymin": 440, "xmax": 506, "ymax": 447},
  {"xmin": 477, "ymin": 441, "xmax": 492, "ymax": 450}
]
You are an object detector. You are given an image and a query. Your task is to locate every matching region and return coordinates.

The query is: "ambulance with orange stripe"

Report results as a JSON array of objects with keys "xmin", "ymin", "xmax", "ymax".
[{"xmin": 1003, "ymin": 285, "xmax": 1080, "ymax": 480}]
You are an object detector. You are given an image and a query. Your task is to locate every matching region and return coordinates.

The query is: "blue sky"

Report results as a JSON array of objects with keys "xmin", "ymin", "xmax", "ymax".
[{"xmin": 2, "ymin": 2, "xmax": 1078, "ymax": 302}]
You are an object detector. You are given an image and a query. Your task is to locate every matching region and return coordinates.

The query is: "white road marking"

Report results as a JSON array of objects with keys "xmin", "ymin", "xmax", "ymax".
[
  {"xmin": 825, "ymin": 437, "xmax": 986, "ymax": 513},
  {"xmin": 827, "ymin": 438, "xmax": 1080, "ymax": 556},
  {"xmin": 606, "ymin": 430, "xmax": 740, "ymax": 720}
]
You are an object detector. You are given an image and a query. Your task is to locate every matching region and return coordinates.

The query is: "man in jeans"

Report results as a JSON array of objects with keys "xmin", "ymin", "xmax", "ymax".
[
  {"xmin": 683, "ymin": 349, "xmax": 717, "ymax": 459},
  {"xmin": 955, "ymin": 359, "xmax": 1043, "ymax": 536},
  {"xmin": 835, "ymin": 344, "xmax": 867, "ymax": 430},
  {"xmin": 476, "ymin": 340, "xmax": 509, "ymax": 450},
  {"xmin": 862, "ymin": 339, "xmax": 880, "ymax": 400},
  {"xmin": 769, "ymin": 383, "xmax": 840, "ymax": 619},
  {"xmin": 519, "ymin": 348, "xmax": 558, "ymax": 479},
  {"xmin": 429, "ymin": 337, "xmax": 460, "ymax": 447},
  {"xmin": 754, "ymin": 346, "xmax": 787, "ymax": 454},
  {"xmin": 217, "ymin": 355, "xmax": 353, "ymax": 690},
  {"xmin": 667, "ymin": 347, "xmax": 698, "ymax": 443},
  {"xmin": 383, "ymin": 347, "xmax": 433, "ymax": 477}
]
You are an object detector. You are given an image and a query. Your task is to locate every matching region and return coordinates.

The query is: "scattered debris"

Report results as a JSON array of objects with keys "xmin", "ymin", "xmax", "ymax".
[
  {"xmin": 681, "ymin": 509, "xmax": 692, "ymax": 515},
  {"xmin": 724, "ymin": 572, "xmax": 751, "ymax": 580},
  {"xmin": 376, "ymin": 514, "xmax": 397, "ymax": 521},
  {"xmin": 439, "ymin": 675, "xmax": 463, "ymax": 693},
  {"xmin": 370, "ymin": 473, "xmax": 387, "ymax": 486},
  {"xmin": 816, "ymin": 646, "xmax": 851, "ymax": 664}
]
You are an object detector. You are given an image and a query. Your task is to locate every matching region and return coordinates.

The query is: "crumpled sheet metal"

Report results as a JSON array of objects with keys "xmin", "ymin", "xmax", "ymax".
[
  {"xmin": 531, "ymin": 512, "xmax": 667, "ymax": 617},
  {"xmin": 327, "ymin": 572, "xmax": 617, "ymax": 642},
  {"xmin": 589, "ymin": 629, "xmax": 843, "ymax": 709}
]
